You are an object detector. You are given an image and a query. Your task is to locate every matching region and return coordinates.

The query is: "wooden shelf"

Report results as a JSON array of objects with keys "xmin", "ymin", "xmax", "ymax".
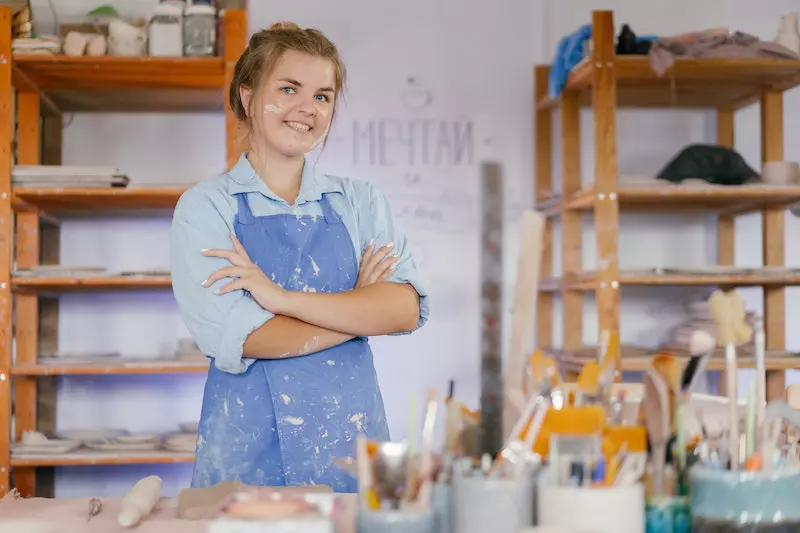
[
  {"xmin": 12, "ymin": 359, "xmax": 208, "ymax": 376},
  {"xmin": 539, "ymin": 183, "xmax": 800, "ymax": 217},
  {"xmin": 12, "ymin": 55, "xmax": 226, "ymax": 113},
  {"xmin": 550, "ymin": 344, "xmax": 800, "ymax": 372},
  {"xmin": 537, "ymin": 56, "xmax": 800, "ymax": 110},
  {"xmin": 13, "ymin": 187, "xmax": 187, "ymax": 214},
  {"xmin": 540, "ymin": 269, "xmax": 800, "ymax": 292},
  {"xmin": 13, "ymin": 275, "xmax": 172, "ymax": 291},
  {"xmin": 0, "ymin": 6, "xmax": 249, "ymax": 499},
  {"xmin": 11, "ymin": 450, "xmax": 194, "ymax": 467}
]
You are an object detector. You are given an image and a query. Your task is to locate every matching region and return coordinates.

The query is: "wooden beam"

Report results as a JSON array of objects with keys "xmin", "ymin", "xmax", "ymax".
[
  {"xmin": 716, "ymin": 108, "xmax": 735, "ymax": 396},
  {"xmin": 760, "ymin": 91, "xmax": 786, "ymax": 402},
  {"xmin": 0, "ymin": 6, "xmax": 13, "ymax": 497},
  {"xmin": 591, "ymin": 11, "xmax": 620, "ymax": 336},
  {"xmin": 534, "ymin": 65, "xmax": 553, "ymax": 348},
  {"xmin": 224, "ymin": 9, "xmax": 247, "ymax": 170},
  {"xmin": 560, "ymin": 89, "xmax": 582, "ymax": 350}
]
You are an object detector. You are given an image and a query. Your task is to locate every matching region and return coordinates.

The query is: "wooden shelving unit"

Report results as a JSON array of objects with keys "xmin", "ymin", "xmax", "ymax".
[
  {"xmin": 0, "ymin": 7, "xmax": 248, "ymax": 498},
  {"xmin": 535, "ymin": 11, "xmax": 800, "ymax": 398}
]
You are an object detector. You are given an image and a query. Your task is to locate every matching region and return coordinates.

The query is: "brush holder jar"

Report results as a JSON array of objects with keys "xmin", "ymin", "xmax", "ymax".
[
  {"xmin": 537, "ymin": 482, "xmax": 645, "ymax": 533},
  {"xmin": 452, "ymin": 470, "xmax": 535, "ymax": 533},
  {"xmin": 690, "ymin": 468, "xmax": 800, "ymax": 532},
  {"xmin": 356, "ymin": 507, "xmax": 435, "ymax": 533}
]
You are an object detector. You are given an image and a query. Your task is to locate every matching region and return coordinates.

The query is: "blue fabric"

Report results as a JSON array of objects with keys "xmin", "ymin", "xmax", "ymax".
[
  {"xmin": 190, "ymin": 191, "xmax": 391, "ymax": 491},
  {"xmin": 171, "ymin": 153, "xmax": 430, "ymax": 374},
  {"xmin": 548, "ymin": 24, "xmax": 592, "ymax": 99}
]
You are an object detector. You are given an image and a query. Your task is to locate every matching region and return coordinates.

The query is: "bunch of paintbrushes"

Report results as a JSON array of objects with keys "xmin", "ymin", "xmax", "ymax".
[
  {"xmin": 355, "ymin": 388, "xmax": 440, "ymax": 511},
  {"xmin": 495, "ymin": 334, "xmax": 652, "ymax": 488}
]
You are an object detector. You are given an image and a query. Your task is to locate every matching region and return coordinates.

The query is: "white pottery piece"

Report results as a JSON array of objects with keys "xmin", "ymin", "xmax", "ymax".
[
  {"xmin": 775, "ymin": 12, "xmax": 800, "ymax": 55},
  {"xmin": 108, "ymin": 18, "xmax": 147, "ymax": 56}
]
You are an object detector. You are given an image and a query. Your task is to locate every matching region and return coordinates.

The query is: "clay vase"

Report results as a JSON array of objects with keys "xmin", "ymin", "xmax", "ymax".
[{"xmin": 775, "ymin": 13, "xmax": 800, "ymax": 55}]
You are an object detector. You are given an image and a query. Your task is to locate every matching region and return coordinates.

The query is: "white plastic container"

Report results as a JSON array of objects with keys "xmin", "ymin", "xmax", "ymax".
[{"xmin": 148, "ymin": 0, "xmax": 184, "ymax": 56}]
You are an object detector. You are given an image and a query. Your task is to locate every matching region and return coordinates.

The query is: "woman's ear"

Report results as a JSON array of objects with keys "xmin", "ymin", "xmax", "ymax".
[{"xmin": 239, "ymin": 86, "xmax": 253, "ymax": 117}]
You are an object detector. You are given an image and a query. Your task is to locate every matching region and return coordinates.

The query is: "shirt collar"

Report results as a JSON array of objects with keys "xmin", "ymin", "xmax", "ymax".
[{"xmin": 226, "ymin": 152, "xmax": 342, "ymax": 204}]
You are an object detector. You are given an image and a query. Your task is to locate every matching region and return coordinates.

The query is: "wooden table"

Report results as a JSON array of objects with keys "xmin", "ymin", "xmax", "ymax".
[{"xmin": 0, "ymin": 493, "xmax": 358, "ymax": 532}]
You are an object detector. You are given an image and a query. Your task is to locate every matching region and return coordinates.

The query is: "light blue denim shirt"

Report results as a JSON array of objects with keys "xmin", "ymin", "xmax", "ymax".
[{"xmin": 171, "ymin": 153, "xmax": 430, "ymax": 374}]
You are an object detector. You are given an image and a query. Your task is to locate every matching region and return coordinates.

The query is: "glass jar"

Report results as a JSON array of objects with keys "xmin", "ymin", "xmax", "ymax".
[
  {"xmin": 148, "ymin": 0, "xmax": 185, "ymax": 56},
  {"xmin": 183, "ymin": 1, "xmax": 217, "ymax": 57}
]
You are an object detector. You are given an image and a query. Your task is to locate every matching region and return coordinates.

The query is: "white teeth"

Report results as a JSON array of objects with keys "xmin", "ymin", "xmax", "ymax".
[{"xmin": 286, "ymin": 121, "xmax": 310, "ymax": 133}]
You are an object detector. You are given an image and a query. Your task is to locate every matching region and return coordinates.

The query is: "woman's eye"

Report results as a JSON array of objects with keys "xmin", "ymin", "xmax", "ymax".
[
  {"xmin": 281, "ymin": 87, "xmax": 295, "ymax": 94},
  {"xmin": 315, "ymin": 94, "xmax": 329, "ymax": 102}
]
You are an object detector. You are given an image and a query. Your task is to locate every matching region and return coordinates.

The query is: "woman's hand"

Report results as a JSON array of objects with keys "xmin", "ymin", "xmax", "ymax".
[
  {"xmin": 201, "ymin": 233, "xmax": 290, "ymax": 314},
  {"xmin": 356, "ymin": 241, "xmax": 398, "ymax": 289}
]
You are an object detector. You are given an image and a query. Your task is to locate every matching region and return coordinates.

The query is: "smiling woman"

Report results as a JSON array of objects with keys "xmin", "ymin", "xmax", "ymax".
[{"xmin": 170, "ymin": 21, "xmax": 430, "ymax": 492}]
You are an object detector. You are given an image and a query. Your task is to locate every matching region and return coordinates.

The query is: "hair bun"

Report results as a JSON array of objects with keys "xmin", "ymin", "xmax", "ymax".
[{"xmin": 269, "ymin": 21, "xmax": 301, "ymax": 31}]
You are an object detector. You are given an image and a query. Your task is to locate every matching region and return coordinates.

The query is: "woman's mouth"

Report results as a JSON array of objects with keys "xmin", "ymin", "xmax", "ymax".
[{"xmin": 285, "ymin": 121, "xmax": 312, "ymax": 134}]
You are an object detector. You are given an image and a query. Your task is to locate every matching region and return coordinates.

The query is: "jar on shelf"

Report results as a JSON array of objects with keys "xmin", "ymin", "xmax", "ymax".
[
  {"xmin": 183, "ymin": 0, "xmax": 217, "ymax": 57},
  {"xmin": 148, "ymin": 0, "xmax": 185, "ymax": 57}
]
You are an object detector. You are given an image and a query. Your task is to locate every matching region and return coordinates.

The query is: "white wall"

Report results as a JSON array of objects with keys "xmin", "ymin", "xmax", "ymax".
[{"xmin": 29, "ymin": 0, "xmax": 800, "ymax": 497}]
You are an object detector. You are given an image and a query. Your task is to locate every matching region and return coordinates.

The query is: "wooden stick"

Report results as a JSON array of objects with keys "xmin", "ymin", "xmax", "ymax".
[{"xmin": 502, "ymin": 211, "xmax": 546, "ymax": 437}]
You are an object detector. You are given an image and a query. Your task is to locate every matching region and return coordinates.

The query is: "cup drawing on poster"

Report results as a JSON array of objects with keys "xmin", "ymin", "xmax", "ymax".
[{"xmin": 329, "ymin": 76, "xmax": 482, "ymax": 235}]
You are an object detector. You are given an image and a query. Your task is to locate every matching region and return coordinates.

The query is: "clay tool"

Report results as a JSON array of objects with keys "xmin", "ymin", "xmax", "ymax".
[
  {"xmin": 372, "ymin": 441, "xmax": 409, "ymax": 509},
  {"xmin": 574, "ymin": 361, "xmax": 601, "ymax": 405},
  {"xmin": 643, "ymin": 368, "xmax": 669, "ymax": 498},
  {"xmin": 746, "ymin": 384, "xmax": 756, "ymax": 459},
  {"xmin": 355, "ymin": 436, "xmax": 378, "ymax": 509},
  {"xmin": 497, "ymin": 391, "xmax": 545, "ymax": 470},
  {"xmin": 414, "ymin": 388, "xmax": 438, "ymax": 507},
  {"xmin": 87, "ymin": 498, "xmax": 102, "ymax": 522},
  {"xmin": 709, "ymin": 289, "xmax": 752, "ymax": 469},
  {"xmin": 682, "ymin": 330, "xmax": 715, "ymax": 393},
  {"xmin": 401, "ymin": 392, "xmax": 417, "ymax": 506},
  {"xmin": 753, "ymin": 318, "xmax": 766, "ymax": 453}
]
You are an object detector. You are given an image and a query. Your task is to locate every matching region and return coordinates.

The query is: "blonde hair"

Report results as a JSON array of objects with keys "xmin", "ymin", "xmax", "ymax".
[{"xmin": 229, "ymin": 21, "xmax": 346, "ymax": 129}]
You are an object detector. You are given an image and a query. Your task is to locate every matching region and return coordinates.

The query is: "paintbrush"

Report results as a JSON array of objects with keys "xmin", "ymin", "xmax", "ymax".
[
  {"xmin": 709, "ymin": 289, "xmax": 747, "ymax": 469},
  {"xmin": 644, "ymin": 367, "xmax": 670, "ymax": 498},
  {"xmin": 414, "ymin": 388, "xmax": 438, "ymax": 507},
  {"xmin": 754, "ymin": 318, "xmax": 766, "ymax": 457},
  {"xmin": 574, "ymin": 361, "xmax": 601, "ymax": 405},
  {"xmin": 682, "ymin": 330, "xmax": 715, "ymax": 394}
]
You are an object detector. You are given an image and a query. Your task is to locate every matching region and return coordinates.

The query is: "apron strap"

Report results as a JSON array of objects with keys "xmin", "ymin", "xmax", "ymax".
[
  {"xmin": 319, "ymin": 193, "xmax": 343, "ymax": 224},
  {"xmin": 235, "ymin": 192, "xmax": 255, "ymax": 225}
]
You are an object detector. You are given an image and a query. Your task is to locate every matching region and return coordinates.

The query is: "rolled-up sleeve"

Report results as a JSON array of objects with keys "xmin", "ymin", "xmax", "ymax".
[
  {"xmin": 356, "ymin": 182, "xmax": 430, "ymax": 334},
  {"xmin": 170, "ymin": 188, "xmax": 273, "ymax": 373}
]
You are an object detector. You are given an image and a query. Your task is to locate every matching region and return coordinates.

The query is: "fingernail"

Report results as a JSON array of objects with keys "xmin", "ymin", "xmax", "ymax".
[
  {"xmin": 385, "ymin": 241, "xmax": 394, "ymax": 249},
  {"xmin": 368, "ymin": 239, "xmax": 374, "ymax": 247},
  {"xmin": 201, "ymin": 249, "xmax": 209, "ymax": 253},
  {"xmin": 201, "ymin": 279, "xmax": 209, "ymax": 287}
]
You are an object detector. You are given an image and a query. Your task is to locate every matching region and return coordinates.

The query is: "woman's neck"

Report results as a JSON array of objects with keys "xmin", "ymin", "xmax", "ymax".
[{"xmin": 247, "ymin": 147, "xmax": 305, "ymax": 205}]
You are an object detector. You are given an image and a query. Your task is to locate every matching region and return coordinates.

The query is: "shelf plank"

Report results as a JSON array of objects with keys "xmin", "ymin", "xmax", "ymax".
[
  {"xmin": 550, "ymin": 344, "xmax": 800, "ymax": 372},
  {"xmin": 13, "ymin": 275, "xmax": 172, "ymax": 291},
  {"xmin": 11, "ymin": 450, "xmax": 194, "ymax": 467},
  {"xmin": 540, "ymin": 269, "xmax": 800, "ymax": 292},
  {"xmin": 12, "ymin": 359, "xmax": 208, "ymax": 376},
  {"xmin": 13, "ymin": 187, "xmax": 187, "ymax": 214},
  {"xmin": 539, "ymin": 183, "xmax": 800, "ymax": 217},
  {"xmin": 537, "ymin": 56, "xmax": 800, "ymax": 110},
  {"xmin": 12, "ymin": 54, "xmax": 226, "ymax": 112}
]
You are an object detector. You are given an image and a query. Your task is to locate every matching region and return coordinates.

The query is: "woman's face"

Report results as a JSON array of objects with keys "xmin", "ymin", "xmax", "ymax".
[{"xmin": 241, "ymin": 50, "xmax": 336, "ymax": 159}]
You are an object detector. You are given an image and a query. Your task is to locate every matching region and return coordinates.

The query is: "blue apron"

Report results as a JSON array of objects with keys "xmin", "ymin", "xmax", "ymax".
[{"xmin": 190, "ymin": 191, "xmax": 391, "ymax": 492}]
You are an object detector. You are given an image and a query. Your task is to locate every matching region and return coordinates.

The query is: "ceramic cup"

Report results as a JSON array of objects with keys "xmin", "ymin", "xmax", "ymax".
[
  {"xmin": 452, "ymin": 472, "xmax": 535, "ymax": 533},
  {"xmin": 356, "ymin": 507, "xmax": 436, "ymax": 533},
  {"xmin": 536, "ymin": 483, "xmax": 645, "ymax": 533},
  {"xmin": 690, "ymin": 467, "xmax": 800, "ymax": 532},
  {"xmin": 645, "ymin": 496, "xmax": 691, "ymax": 533},
  {"xmin": 761, "ymin": 161, "xmax": 800, "ymax": 185},
  {"xmin": 431, "ymin": 482, "xmax": 452, "ymax": 533}
]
